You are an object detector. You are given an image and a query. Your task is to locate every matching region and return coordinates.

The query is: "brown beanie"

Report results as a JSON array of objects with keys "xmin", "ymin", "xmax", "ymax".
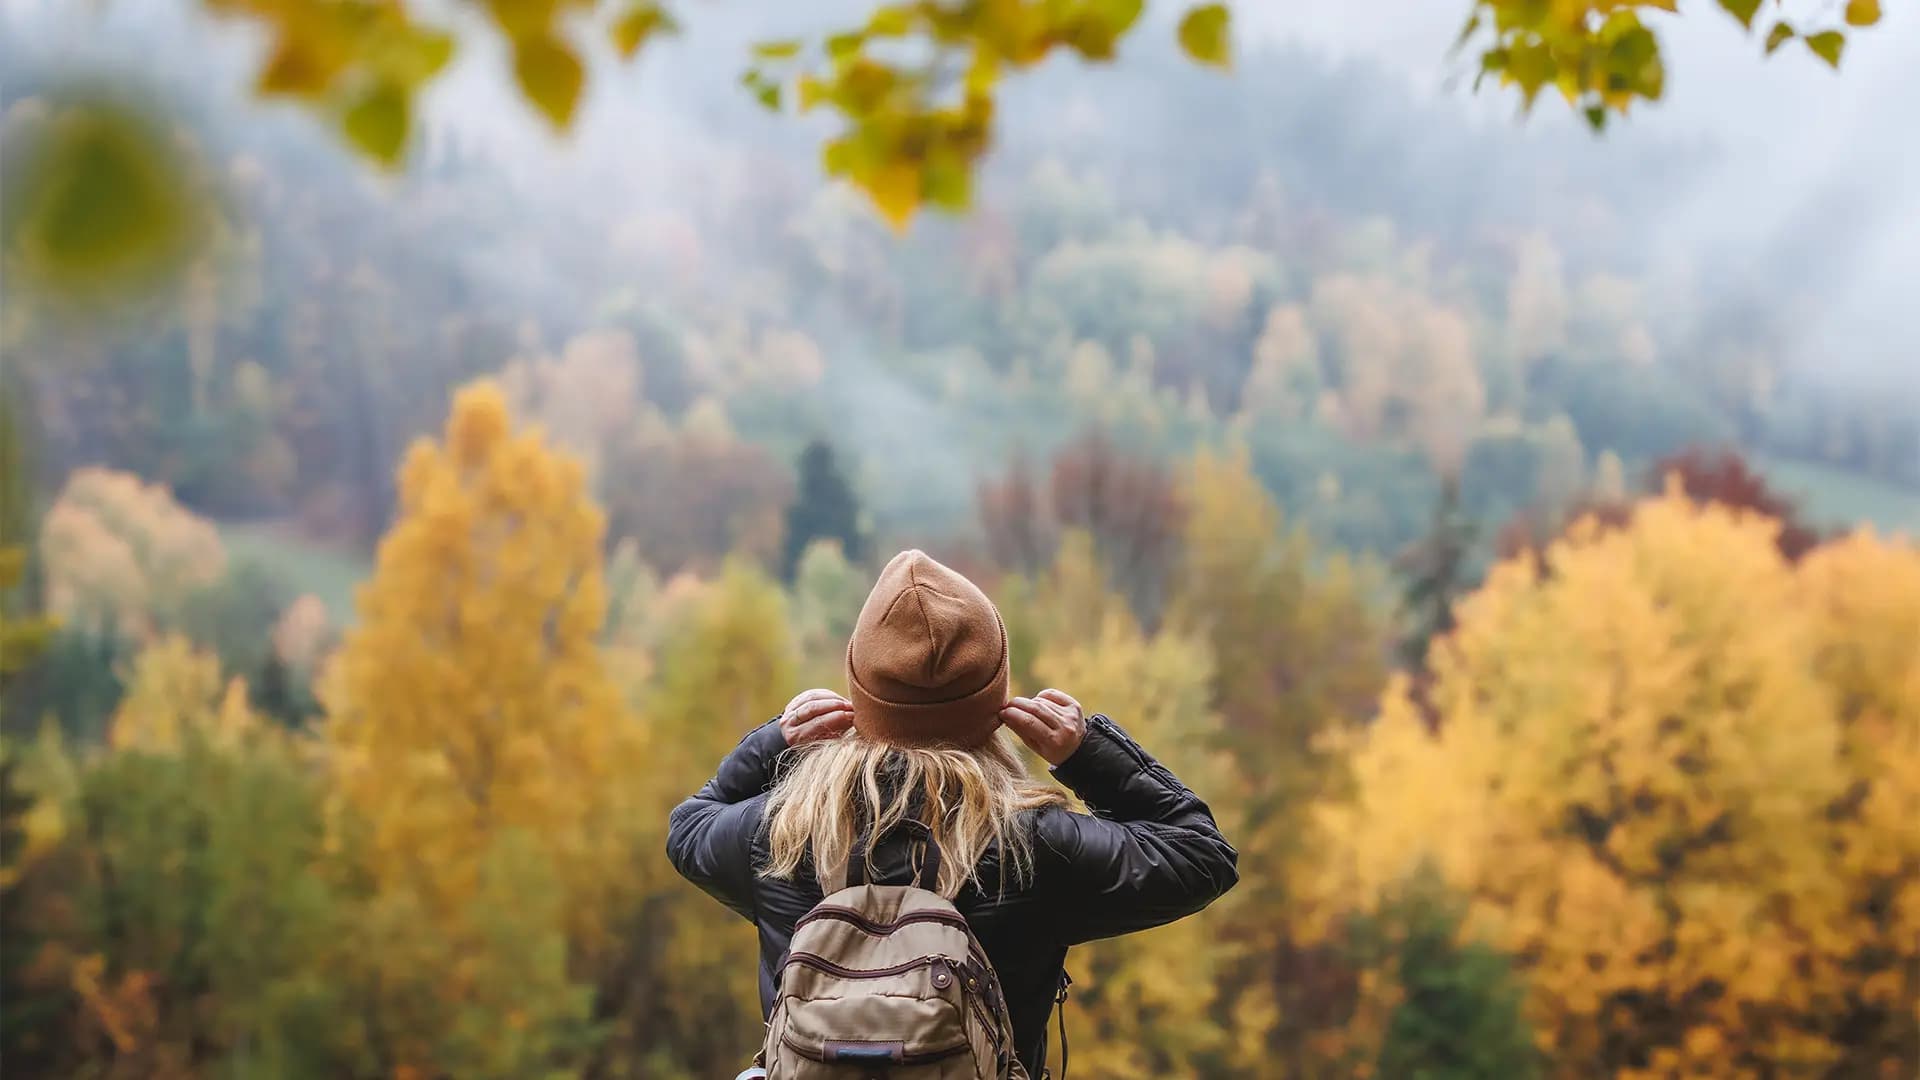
[{"xmin": 846, "ymin": 549, "xmax": 1009, "ymax": 748}]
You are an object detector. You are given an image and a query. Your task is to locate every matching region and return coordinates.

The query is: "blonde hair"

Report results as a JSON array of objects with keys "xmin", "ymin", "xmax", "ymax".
[{"xmin": 763, "ymin": 731, "xmax": 1068, "ymax": 898}]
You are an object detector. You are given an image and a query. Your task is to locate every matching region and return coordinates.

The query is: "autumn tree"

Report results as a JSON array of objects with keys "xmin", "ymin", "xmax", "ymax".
[
  {"xmin": 977, "ymin": 449, "xmax": 1057, "ymax": 578},
  {"xmin": 622, "ymin": 560, "xmax": 796, "ymax": 1076},
  {"xmin": 1311, "ymin": 491, "xmax": 1920, "ymax": 1077},
  {"xmin": 789, "ymin": 538, "xmax": 869, "ymax": 684},
  {"xmin": 1049, "ymin": 429, "xmax": 1187, "ymax": 624},
  {"xmin": 4, "ymin": 637, "xmax": 356, "ymax": 1078},
  {"xmin": 1163, "ymin": 446, "xmax": 1390, "ymax": 1069},
  {"xmin": 38, "ymin": 467, "xmax": 226, "ymax": 642},
  {"xmin": 318, "ymin": 380, "xmax": 645, "ymax": 1076},
  {"xmin": 603, "ymin": 404, "xmax": 791, "ymax": 577}
]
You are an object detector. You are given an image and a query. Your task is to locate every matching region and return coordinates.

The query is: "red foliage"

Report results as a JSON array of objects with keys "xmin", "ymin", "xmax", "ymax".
[
  {"xmin": 1496, "ymin": 446, "xmax": 1819, "ymax": 565},
  {"xmin": 975, "ymin": 431, "xmax": 1186, "ymax": 619},
  {"xmin": 1652, "ymin": 446, "xmax": 1821, "ymax": 560}
]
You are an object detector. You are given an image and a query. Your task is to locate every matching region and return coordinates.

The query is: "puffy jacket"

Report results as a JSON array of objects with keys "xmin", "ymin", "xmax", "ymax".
[{"xmin": 666, "ymin": 713, "xmax": 1239, "ymax": 1077}]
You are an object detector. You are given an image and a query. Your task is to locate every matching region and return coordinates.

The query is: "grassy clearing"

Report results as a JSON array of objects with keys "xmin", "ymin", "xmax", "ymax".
[
  {"xmin": 221, "ymin": 522, "xmax": 369, "ymax": 622},
  {"xmin": 1762, "ymin": 457, "xmax": 1920, "ymax": 538}
]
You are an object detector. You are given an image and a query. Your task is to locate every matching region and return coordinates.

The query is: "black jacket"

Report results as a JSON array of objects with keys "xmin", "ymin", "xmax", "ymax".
[{"xmin": 665, "ymin": 713, "xmax": 1239, "ymax": 1076}]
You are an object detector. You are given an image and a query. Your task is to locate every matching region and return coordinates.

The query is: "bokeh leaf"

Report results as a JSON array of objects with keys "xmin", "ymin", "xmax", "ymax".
[
  {"xmin": 1804, "ymin": 30, "xmax": 1845, "ymax": 68},
  {"xmin": 610, "ymin": 2, "xmax": 676, "ymax": 59},
  {"xmin": 866, "ymin": 161, "xmax": 921, "ymax": 231},
  {"xmin": 1718, "ymin": 0, "xmax": 1762, "ymax": 30},
  {"xmin": 1764, "ymin": 22, "xmax": 1796, "ymax": 55},
  {"xmin": 0, "ymin": 98, "xmax": 203, "ymax": 304},
  {"xmin": 1177, "ymin": 4, "xmax": 1232, "ymax": 69},
  {"xmin": 1844, "ymin": 0, "xmax": 1881, "ymax": 27},
  {"xmin": 513, "ymin": 35, "xmax": 584, "ymax": 129},
  {"xmin": 752, "ymin": 39, "xmax": 802, "ymax": 60},
  {"xmin": 341, "ymin": 82, "xmax": 409, "ymax": 164}
]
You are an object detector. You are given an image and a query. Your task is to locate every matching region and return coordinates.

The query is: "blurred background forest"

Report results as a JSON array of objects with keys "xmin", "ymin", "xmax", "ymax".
[{"xmin": 2, "ymin": 0, "xmax": 1917, "ymax": 1077}]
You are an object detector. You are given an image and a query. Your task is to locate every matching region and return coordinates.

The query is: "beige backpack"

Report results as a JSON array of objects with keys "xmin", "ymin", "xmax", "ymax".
[{"xmin": 758, "ymin": 846, "xmax": 1028, "ymax": 1080}]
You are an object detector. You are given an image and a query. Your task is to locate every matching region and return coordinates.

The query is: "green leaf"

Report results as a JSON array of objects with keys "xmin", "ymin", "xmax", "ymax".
[
  {"xmin": 826, "ymin": 31, "xmax": 865, "ymax": 59},
  {"xmin": 1763, "ymin": 22, "xmax": 1796, "ymax": 55},
  {"xmin": 1177, "ymin": 4, "xmax": 1232, "ymax": 68},
  {"xmin": 513, "ymin": 35, "xmax": 584, "ymax": 128},
  {"xmin": 610, "ymin": 3, "xmax": 676, "ymax": 59},
  {"xmin": 740, "ymin": 70, "xmax": 783, "ymax": 111},
  {"xmin": 752, "ymin": 38, "xmax": 803, "ymax": 60},
  {"xmin": 1844, "ymin": 0, "xmax": 1880, "ymax": 27},
  {"xmin": 3, "ymin": 101, "xmax": 201, "ymax": 301},
  {"xmin": 1506, "ymin": 42, "xmax": 1555, "ymax": 104},
  {"xmin": 342, "ymin": 82, "xmax": 410, "ymax": 164},
  {"xmin": 1718, "ymin": 0, "xmax": 1763, "ymax": 30},
  {"xmin": 1804, "ymin": 30, "xmax": 1845, "ymax": 68},
  {"xmin": 1583, "ymin": 105, "xmax": 1607, "ymax": 131}
]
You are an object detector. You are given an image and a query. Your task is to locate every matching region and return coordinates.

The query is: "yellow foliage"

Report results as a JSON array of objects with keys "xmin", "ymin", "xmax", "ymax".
[
  {"xmin": 1312, "ymin": 493, "xmax": 1920, "ymax": 1076},
  {"xmin": 319, "ymin": 379, "xmax": 645, "ymax": 957},
  {"xmin": 637, "ymin": 560, "xmax": 797, "ymax": 1071},
  {"xmin": 109, "ymin": 635, "xmax": 259, "ymax": 753},
  {"xmin": 1034, "ymin": 591, "xmax": 1243, "ymax": 1079}
]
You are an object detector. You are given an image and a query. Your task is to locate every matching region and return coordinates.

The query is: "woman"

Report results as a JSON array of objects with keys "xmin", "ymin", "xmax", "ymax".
[{"xmin": 667, "ymin": 549, "xmax": 1238, "ymax": 1077}]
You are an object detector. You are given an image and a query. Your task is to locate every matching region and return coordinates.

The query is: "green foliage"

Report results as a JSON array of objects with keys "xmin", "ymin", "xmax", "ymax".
[
  {"xmin": 14, "ymin": 704, "xmax": 358, "ymax": 1076},
  {"xmin": 169, "ymin": 558, "xmax": 293, "ymax": 681},
  {"xmin": 1369, "ymin": 873, "xmax": 1540, "ymax": 1080},
  {"xmin": 781, "ymin": 439, "xmax": 866, "ymax": 582},
  {"xmin": 1395, "ymin": 480, "xmax": 1476, "ymax": 672},
  {"xmin": 0, "ymin": 548, "xmax": 55, "ymax": 693}
]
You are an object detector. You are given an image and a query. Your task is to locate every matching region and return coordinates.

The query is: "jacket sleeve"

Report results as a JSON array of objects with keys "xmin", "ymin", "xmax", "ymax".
[
  {"xmin": 1034, "ymin": 714, "xmax": 1240, "ymax": 946},
  {"xmin": 664, "ymin": 718, "xmax": 787, "ymax": 923}
]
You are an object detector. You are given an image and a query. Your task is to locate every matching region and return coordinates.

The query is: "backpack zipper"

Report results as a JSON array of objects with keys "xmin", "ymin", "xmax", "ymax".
[
  {"xmin": 784, "ymin": 951, "xmax": 945, "ymax": 981},
  {"xmin": 780, "ymin": 1033, "xmax": 971, "ymax": 1066},
  {"xmin": 797, "ymin": 906, "xmax": 999, "ymax": 985},
  {"xmin": 795, "ymin": 905, "xmax": 969, "ymax": 936}
]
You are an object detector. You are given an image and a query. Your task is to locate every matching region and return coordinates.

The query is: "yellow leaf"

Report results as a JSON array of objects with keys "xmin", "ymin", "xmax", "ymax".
[
  {"xmin": 1844, "ymin": 0, "xmax": 1880, "ymax": 26},
  {"xmin": 513, "ymin": 34, "xmax": 584, "ymax": 128},
  {"xmin": 610, "ymin": 2, "xmax": 676, "ymax": 59},
  {"xmin": 1177, "ymin": 3, "xmax": 1232, "ymax": 68},
  {"xmin": 865, "ymin": 161, "xmax": 921, "ymax": 231}
]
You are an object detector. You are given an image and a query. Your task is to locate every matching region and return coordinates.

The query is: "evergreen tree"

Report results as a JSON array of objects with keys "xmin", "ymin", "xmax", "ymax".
[
  {"xmin": 1374, "ymin": 874, "xmax": 1540, "ymax": 1080},
  {"xmin": 1395, "ymin": 478, "xmax": 1477, "ymax": 672},
  {"xmin": 781, "ymin": 439, "xmax": 864, "ymax": 581}
]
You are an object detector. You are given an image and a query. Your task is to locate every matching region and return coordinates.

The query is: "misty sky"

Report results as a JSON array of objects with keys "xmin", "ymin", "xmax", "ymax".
[{"xmin": 8, "ymin": 0, "xmax": 1916, "ymax": 390}]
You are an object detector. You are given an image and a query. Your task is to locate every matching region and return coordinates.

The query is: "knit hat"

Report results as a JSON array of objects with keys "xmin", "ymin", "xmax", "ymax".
[{"xmin": 846, "ymin": 549, "xmax": 1009, "ymax": 748}]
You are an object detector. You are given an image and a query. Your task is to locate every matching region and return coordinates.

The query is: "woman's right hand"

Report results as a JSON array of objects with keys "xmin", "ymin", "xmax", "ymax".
[
  {"xmin": 1000, "ymin": 688, "xmax": 1087, "ymax": 766},
  {"xmin": 779, "ymin": 688, "xmax": 855, "ymax": 746}
]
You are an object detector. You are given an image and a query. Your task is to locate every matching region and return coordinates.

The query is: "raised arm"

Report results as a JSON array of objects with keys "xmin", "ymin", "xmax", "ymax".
[
  {"xmin": 664, "ymin": 689, "xmax": 855, "ymax": 921},
  {"xmin": 1024, "ymin": 710, "xmax": 1239, "ymax": 946}
]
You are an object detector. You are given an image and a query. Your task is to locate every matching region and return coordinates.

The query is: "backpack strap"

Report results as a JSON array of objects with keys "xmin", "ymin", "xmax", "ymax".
[
  {"xmin": 1041, "ymin": 969, "xmax": 1071, "ymax": 1080},
  {"xmin": 817, "ymin": 825, "xmax": 943, "ymax": 894},
  {"xmin": 817, "ymin": 832, "xmax": 870, "ymax": 894}
]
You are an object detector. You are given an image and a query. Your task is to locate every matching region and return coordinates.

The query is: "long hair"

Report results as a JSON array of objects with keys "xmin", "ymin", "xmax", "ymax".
[{"xmin": 763, "ymin": 731, "xmax": 1068, "ymax": 898}]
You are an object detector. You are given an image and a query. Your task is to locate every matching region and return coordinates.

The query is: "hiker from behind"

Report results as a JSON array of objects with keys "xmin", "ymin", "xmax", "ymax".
[{"xmin": 667, "ymin": 549, "xmax": 1239, "ymax": 1078}]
